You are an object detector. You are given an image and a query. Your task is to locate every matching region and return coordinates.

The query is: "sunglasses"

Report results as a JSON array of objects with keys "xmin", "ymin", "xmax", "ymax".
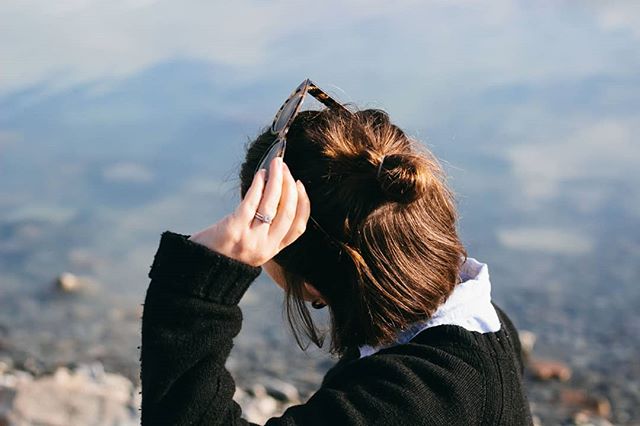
[
  {"xmin": 256, "ymin": 78, "xmax": 351, "ymax": 247},
  {"xmin": 255, "ymin": 78, "xmax": 350, "ymax": 178}
]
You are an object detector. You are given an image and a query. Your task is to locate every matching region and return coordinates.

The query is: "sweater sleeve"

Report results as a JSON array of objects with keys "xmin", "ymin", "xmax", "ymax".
[{"xmin": 140, "ymin": 230, "xmax": 262, "ymax": 425}]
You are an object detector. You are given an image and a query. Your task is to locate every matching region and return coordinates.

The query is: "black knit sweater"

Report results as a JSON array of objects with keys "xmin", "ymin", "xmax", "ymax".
[{"xmin": 140, "ymin": 231, "xmax": 533, "ymax": 425}]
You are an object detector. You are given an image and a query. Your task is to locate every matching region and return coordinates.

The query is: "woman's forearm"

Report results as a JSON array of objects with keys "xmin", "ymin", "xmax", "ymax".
[{"xmin": 140, "ymin": 231, "xmax": 262, "ymax": 425}]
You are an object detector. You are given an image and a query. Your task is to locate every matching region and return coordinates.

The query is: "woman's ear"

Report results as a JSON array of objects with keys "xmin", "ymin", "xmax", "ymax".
[{"xmin": 303, "ymin": 282, "xmax": 326, "ymax": 304}]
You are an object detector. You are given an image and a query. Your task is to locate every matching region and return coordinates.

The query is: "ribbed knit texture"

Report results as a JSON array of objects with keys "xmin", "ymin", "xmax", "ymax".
[
  {"xmin": 148, "ymin": 230, "xmax": 262, "ymax": 305},
  {"xmin": 140, "ymin": 231, "xmax": 533, "ymax": 425}
]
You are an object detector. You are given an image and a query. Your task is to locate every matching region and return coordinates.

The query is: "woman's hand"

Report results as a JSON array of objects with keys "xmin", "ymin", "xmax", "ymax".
[{"xmin": 188, "ymin": 157, "xmax": 311, "ymax": 267}]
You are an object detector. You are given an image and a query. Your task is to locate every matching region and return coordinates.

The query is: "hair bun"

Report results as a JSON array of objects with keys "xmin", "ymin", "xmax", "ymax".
[{"xmin": 376, "ymin": 153, "xmax": 430, "ymax": 204}]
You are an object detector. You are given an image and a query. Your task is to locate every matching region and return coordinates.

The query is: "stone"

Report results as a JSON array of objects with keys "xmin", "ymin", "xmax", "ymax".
[
  {"xmin": 560, "ymin": 388, "xmax": 611, "ymax": 418},
  {"xmin": 529, "ymin": 358, "xmax": 572, "ymax": 381},
  {"xmin": 0, "ymin": 358, "xmax": 12, "ymax": 376},
  {"xmin": 234, "ymin": 385, "xmax": 281, "ymax": 424},
  {"xmin": 249, "ymin": 383, "xmax": 268, "ymax": 398},
  {"xmin": 262, "ymin": 377, "xmax": 300, "ymax": 403},
  {"xmin": 531, "ymin": 414, "xmax": 542, "ymax": 426},
  {"xmin": 54, "ymin": 272, "xmax": 100, "ymax": 294},
  {"xmin": 572, "ymin": 411, "xmax": 613, "ymax": 425},
  {"xmin": 232, "ymin": 381, "xmax": 303, "ymax": 425},
  {"xmin": 518, "ymin": 330, "xmax": 536, "ymax": 359},
  {"xmin": 54, "ymin": 272, "xmax": 82, "ymax": 293},
  {"xmin": 0, "ymin": 364, "xmax": 139, "ymax": 426},
  {"xmin": 20, "ymin": 357, "xmax": 45, "ymax": 376}
]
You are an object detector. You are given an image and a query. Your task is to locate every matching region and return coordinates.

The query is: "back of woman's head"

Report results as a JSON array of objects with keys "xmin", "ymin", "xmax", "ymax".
[{"xmin": 239, "ymin": 107, "xmax": 467, "ymax": 356}]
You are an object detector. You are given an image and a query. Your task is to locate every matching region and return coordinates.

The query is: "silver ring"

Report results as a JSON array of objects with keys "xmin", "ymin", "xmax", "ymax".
[{"xmin": 254, "ymin": 211, "xmax": 274, "ymax": 224}]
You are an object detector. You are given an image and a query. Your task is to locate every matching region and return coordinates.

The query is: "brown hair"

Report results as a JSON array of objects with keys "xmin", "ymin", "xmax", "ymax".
[{"xmin": 239, "ymin": 108, "xmax": 467, "ymax": 356}]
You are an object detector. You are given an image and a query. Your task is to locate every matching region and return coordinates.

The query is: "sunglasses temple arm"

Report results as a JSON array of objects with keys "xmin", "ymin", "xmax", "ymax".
[{"xmin": 308, "ymin": 85, "xmax": 351, "ymax": 114}]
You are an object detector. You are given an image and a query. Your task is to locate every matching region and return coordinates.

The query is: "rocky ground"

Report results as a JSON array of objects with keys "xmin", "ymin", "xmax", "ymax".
[
  {"xmin": 0, "ymin": 361, "xmax": 302, "ymax": 425},
  {"xmin": 0, "ymin": 270, "xmax": 638, "ymax": 425},
  {"xmin": 0, "ymin": 330, "xmax": 627, "ymax": 426}
]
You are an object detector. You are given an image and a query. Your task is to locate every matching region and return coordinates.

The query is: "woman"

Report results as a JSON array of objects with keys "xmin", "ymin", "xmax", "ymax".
[{"xmin": 140, "ymin": 80, "xmax": 533, "ymax": 425}]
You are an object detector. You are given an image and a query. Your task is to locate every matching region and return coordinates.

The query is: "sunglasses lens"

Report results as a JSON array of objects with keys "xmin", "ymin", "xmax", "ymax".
[
  {"xmin": 255, "ymin": 139, "xmax": 285, "ymax": 178},
  {"xmin": 272, "ymin": 91, "xmax": 304, "ymax": 134}
]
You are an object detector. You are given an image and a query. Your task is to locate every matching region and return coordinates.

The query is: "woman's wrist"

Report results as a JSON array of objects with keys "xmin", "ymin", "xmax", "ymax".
[
  {"xmin": 188, "ymin": 226, "xmax": 219, "ymax": 251},
  {"xmin": 187, "ymin": 221, "xmax": 249, "ymax": 265}
]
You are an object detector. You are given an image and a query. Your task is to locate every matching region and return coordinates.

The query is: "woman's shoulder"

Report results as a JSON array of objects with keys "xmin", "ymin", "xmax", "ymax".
[
  {"xmin": 308, "ymin": 328, "xmax": 490, "ymax": 425},
  {"xmin": 279, "ymin": 304, "xmax": 532, "ymax": 425},
  {"xmin": 323, "ymin": 324, "xmax": 492, "ymax": 390},
  {"xmin": 314, "ymin": 313, "xmax": 530, "ymax": 425}
]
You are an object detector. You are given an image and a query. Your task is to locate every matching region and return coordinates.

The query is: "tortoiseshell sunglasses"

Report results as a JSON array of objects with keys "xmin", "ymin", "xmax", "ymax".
[
  {"xmin": 255, "ymin": 78, "xmax": 350, "ymax": 179},
  {"xmin": 255, "ymin": 78, "xmax": 351, "ymax": 247}
]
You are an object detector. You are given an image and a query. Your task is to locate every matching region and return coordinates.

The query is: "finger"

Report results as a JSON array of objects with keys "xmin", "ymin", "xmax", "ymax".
[
  {"xmin": 236, "ymin": 168, "xmax": 267, "ymax": 225},
  {"xmin": 279, "ymin": 179, "xmax": 311, "ymax": 249},
  {"xmin": 268, "ymin": 161, "xmax": 298, "ymax": 240},
  {"xmin": 254, "ymin": 156, "xmax": 284, "ymax": 228}
]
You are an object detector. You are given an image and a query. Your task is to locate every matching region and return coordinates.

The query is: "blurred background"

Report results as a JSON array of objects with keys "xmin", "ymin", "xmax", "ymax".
[{"xmin": 1, "ymin": 1, "xmax": 638, "ymax": 424}]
